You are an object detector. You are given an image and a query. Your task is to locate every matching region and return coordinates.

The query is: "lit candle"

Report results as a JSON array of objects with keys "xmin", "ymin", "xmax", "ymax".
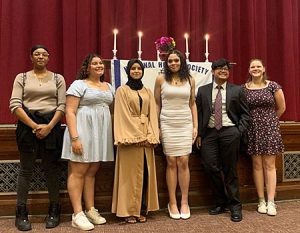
[
  {"xmin": 113, "ymin": 29, "xmax": 118, "ymax": 51},
  {"xmin": 184, "ymin": 33, "xmax": 189, "ymax": 54},
  {"xmin": 138, "ymin": 31, "xmax": 143, "ymax": 51},
  {"xmin": 205, "ymin": 34, "xmax": 209, "ymax": 55}
]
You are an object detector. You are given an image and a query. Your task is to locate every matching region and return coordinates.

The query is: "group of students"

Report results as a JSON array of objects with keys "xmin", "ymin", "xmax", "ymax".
[{"xmin": 9, "ymin": 45, "xmax": 285, "ymax": 231}]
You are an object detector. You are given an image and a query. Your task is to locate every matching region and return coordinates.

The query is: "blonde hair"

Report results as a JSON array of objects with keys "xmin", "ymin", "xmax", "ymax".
[{"xmin": 247, "ymin": 58, "xmax": 268, "ymax": 84}]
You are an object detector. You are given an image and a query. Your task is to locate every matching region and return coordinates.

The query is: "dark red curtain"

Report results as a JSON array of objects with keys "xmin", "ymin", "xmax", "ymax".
[{"xmin": 0, "ymin": 0, "xmax": 299, "ymax": 123}]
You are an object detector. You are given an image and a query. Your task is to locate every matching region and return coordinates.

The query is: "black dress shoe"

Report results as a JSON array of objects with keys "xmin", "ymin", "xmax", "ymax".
[
  {"xmin": 230, "ymin": 210, "xmax": 242, "ymax": 222},
  {"xmin": 209, "ymin": 206, "xmax": 226, "ymax": 215}
]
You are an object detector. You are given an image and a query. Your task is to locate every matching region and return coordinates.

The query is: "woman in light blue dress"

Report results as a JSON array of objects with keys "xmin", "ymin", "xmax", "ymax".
[{"xmin": 61, "ymin": 54, "xmax": 114, "ymax": 231}]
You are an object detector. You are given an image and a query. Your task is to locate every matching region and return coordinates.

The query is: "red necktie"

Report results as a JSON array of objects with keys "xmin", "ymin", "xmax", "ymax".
[{"xmin": 214, "ymin": 86, "xmax": 222, "ymax": 130}]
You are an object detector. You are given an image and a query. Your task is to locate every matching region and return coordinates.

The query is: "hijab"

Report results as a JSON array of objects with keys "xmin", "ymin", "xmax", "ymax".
[{"xmin": 126, "ymin": 59, "xmax": 144, "ymax": 90}]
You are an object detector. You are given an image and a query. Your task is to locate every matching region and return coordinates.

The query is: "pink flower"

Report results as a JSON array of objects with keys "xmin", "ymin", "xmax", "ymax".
[{"xmin": 155, "ymin": 37, "xmax": 176, "ymax": 52}]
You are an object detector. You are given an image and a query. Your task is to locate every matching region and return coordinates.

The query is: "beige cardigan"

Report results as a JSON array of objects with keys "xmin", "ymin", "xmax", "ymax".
[{"xmin": 112, "ymin": 85, "xmax": 160, "ymax": 217}]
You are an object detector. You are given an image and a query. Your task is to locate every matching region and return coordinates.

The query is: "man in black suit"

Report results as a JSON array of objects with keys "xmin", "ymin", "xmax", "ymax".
[{"xmin": 196, "ymin": 58, "xmax": 250, "ymax": 222}]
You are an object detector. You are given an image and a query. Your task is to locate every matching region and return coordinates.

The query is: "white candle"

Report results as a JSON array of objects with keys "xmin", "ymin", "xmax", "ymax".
[
  {"xmin": 138, "ymin": 31, "xmax": 143, "ymax": 51},
  {"xmin": 113, "ymin": 29, "xmax": 118, "ymax": 51},
  {"xmin": 205, "ymin": 34, "xmax": 209, "ymax": 55},
  {"xmin": 184, "ymin": 33, "xmax": 189, "ymax": 54}
]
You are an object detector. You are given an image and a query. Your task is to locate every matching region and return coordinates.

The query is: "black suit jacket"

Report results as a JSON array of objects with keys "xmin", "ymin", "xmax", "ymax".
[{"xmin": 196, "ymin": 82, "xmax": 250, "ymax": 138}]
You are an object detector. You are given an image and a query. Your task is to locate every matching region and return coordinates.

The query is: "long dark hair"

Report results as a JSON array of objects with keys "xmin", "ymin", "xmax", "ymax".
[
  {"xmin": 247, "ymin": 58, "xmax": 268, "ymax": 84},
  {"xmin": 164, "ymin": 50, "xmax": 191, "ymax": 82},
  {"xmin": 77, "ymin": 53, "xmax": 105, "ymax": 81}
]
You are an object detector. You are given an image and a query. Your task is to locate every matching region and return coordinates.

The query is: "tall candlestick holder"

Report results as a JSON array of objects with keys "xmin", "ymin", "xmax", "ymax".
[
  {"xmin": 137, "ymin": 50, "xmax": 142, "ymax": 60},
  {"xmin": 112, "ymin": 50, "xmax": 117, "ymax": 60},
  {"xmin": 205, "ymin": 52, "xmax": 209, "ymax": 62},
  {"xmin": 185, "ymin": 52, "xmax": 190, "ymax": 62},
  {"xmin": 157, "ymin": 50, "xmax": 160, "ymax": 61}
]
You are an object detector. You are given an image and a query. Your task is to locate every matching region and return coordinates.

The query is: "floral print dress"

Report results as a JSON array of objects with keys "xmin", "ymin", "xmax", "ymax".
[{"xmin": 243, "ymin": 81, "xmax": 284, "ymax": 156}]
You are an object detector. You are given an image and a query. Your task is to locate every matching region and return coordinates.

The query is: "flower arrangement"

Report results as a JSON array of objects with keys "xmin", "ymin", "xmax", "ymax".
[{"xmin": 155, "ymin": 36, "xmax": 176, "ymax": 52}]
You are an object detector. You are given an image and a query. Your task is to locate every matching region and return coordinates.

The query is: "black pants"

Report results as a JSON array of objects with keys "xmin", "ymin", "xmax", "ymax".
[
  {"xmin": 200, "ymin": 126, "xmax": 241, "ymax": 211},
  {"xmin": 17, "ymin": 142, "xmax": 61, "ymax": 206}
]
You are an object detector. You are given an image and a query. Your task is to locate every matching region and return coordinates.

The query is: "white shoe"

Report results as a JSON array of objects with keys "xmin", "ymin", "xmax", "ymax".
[
  {"xmin": 180, "ymin": 205, "xmax": 191, "ymax": 220},
  {"xmin": 72, "ymin": 211, "xmax": 94, "ymax": 231},
  {"xmin": 85, "ymin": 207, "xmax": 106, "ymax": 225},
  {"xmin": 167, "ymin": 204, "xmax": 180, "ymax": 220},
  {"xmin": 267, "ymin": 201, "xmax": 277, "ymax": 216},
  {"xmin": 257, "ymin": 200, "xmax": 267, "ymax": 214}
]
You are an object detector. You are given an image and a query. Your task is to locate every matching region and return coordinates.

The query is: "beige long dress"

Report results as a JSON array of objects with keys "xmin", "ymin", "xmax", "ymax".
[{"xmin": 112, "ymin": 85, "xmax": 160, "ymax": 217}]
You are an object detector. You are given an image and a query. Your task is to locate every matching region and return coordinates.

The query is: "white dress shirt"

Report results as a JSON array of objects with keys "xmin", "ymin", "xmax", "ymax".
[{"xmin": 208, "ymin": 81, "xmax": 235, "ymax": 128}]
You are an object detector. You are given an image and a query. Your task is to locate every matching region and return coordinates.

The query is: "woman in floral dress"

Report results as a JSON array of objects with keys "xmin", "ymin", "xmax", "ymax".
[{"xmin": 243, "ymin": 59, "xmax": 286, "ymax": 216}]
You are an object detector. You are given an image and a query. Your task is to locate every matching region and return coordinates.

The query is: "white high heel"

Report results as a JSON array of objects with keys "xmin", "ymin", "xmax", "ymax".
[
  {"xmin": 167, "ymin": 204, "xmax": 180, "ymax": 220},
  {"xmin": 180, "ymin": 205, "xmax": 191, "ymax": 220}
]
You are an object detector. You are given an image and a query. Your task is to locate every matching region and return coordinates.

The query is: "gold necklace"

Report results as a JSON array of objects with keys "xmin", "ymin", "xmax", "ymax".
[
  {"xmin": 33, "ymin": 71, "xmax": 48, "ymax": 86},
  {"xmin": 172, "ymin": 76, "xmax": 180, "ymax": 85}
]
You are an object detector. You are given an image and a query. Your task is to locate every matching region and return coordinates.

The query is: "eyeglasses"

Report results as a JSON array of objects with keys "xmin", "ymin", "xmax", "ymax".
[
  {"xmin": 167, "ymin": 58, "xmax": 180, "ymax": 63},
  {"xmin": 216, "ymin": 67, "xmax": 229, "ymax": 71},
  {"xmin": 32, "ymin": 52, "xmax": 49, "ymax": 57}
]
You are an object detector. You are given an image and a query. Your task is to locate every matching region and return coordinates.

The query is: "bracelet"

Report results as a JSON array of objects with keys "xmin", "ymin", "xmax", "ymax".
[{"xmin": 71, "ymin": 136, "xmax": 79, "ymax": 141}]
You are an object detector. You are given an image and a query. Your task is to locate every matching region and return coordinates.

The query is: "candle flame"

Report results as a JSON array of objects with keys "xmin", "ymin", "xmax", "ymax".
[
  {"xmin": 113, "ymin": 29, "xmax": 118, "ymax": 34},
  {"xmin": 204, "ymin": 34, "xmax": 209, "ymax": 40},
  {"xmin": 138, "ymin": 31, "xmax": 143, "ymax": 37},
  {"xmin": 184, "ymin": 33, "xmax": 189, "ymax": 38}
]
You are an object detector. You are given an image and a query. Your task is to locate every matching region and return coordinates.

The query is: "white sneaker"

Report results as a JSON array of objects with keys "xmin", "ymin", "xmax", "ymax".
[
  {"xmin": 85, "ymin": 207, "xmax": 106, "ymax": 225},
  {"xmin": 72, "ymin": 211, "xmax": 94, "ymax": 231},
  {"xmin": 267, "ymin": 201, "xmax": 277, "ymax": 216},
  {"xmin": 257, "ymin": 200, "xmax": 267, "ymax": 214}
]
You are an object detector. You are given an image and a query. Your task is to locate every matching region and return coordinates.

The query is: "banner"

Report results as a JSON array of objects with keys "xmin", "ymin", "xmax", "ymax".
[{"xmin": 111, "ymin": 60, "xmax": 212, "ymax": 94}]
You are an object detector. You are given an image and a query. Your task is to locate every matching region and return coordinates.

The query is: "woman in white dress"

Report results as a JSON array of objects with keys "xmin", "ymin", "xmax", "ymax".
[
  {"xmin": 61, "ymin": 54, "xmax": 114, "ymax": 231},
  {"xmin": 154, "ymin": 50, "xmax": 197, "ymax": 220}
]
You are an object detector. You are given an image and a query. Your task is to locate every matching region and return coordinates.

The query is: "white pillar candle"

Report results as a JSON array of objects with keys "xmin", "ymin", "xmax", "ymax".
[
  {"xmin": 113, "ymin": 29, "xmax": 118, "ymax": 51},
  {"xmin": 184, "ymin": 33, "xmax": 189, "ymax": 54},
  {"xmin": 205, "ymin": 34, "xmax": 209, "ymax": 55},
  {"xmin": 138, "ymin": 31, "xmax": 143, "ymax": 51}
]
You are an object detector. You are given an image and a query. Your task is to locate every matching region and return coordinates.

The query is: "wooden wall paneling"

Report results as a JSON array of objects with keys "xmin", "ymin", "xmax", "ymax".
[{"xmin": 1, "ymin": 120, "xmax": 300, "ymax": 216}]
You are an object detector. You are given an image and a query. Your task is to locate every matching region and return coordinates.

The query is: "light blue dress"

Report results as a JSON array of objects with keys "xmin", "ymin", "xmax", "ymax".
[{"xmin": 61, "ymin": 80, "xmax": 114, "ymax": 162}]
